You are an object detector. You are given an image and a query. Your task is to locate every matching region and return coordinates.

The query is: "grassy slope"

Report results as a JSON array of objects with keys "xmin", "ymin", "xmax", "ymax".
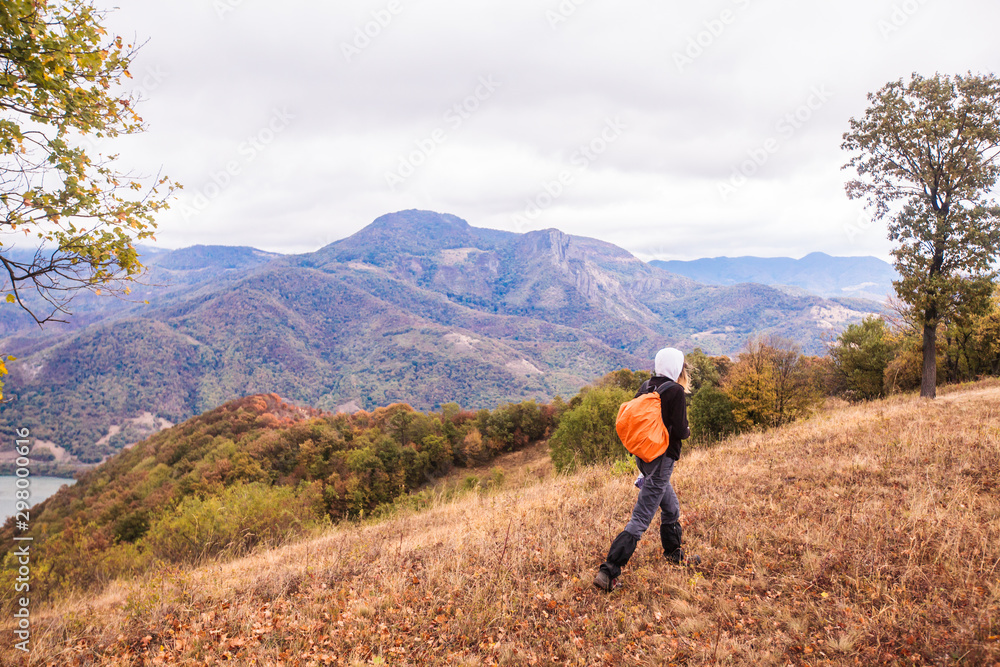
[{"xmin": 5, "ymin": 383, "xmax": 1000, "ymax": 666}]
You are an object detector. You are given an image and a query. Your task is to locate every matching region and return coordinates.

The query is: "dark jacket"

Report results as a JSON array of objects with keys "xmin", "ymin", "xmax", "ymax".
[{"xmin": 635, "ymin": 375, "xmax": 690, "ymax": 460}]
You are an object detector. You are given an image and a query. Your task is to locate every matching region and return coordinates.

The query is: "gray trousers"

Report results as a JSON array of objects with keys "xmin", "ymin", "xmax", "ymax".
[{"xmin": 624, "ymin": 454, "xmax": 679, "ymax": 540}]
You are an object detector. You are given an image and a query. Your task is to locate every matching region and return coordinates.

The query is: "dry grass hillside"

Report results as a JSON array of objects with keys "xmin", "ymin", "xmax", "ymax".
[{"xmin": 5, "ymin": 382, "xmax": 1000, "ymax": 666}]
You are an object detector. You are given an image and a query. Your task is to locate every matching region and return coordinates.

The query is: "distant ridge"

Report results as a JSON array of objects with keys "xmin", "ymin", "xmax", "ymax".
[
  {"xmin": 146, "ymin": 245, "xmax": 281, "ymax": 271},
  {"xmin": 650, "ymin": 252, "xmax": 898, "ymax": 302}
]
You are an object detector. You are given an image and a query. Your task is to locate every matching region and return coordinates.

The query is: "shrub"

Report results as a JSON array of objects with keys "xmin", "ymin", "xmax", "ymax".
[
  {"xmin": 482, "ymin": 400, "xmax": 550, "ymax": 454},
  {"xmin": 830, "ymin": 317, "xmax": 894, "ymax": 400},
  {"xmin": 420, "ymin": 434, "xmax": 452, "ymax": 476},
  {"xmin": 549, "ymin": 386, "xmax": 632, "ymax": 473},
  {"xmin": 113, "ymin": 510, "xmax": 150, "ymax": 544},
  {"xmin": 689, "ymin": 385, "xmax": 737, "ymax": 442},
  {"xmin": 485, "ymin": 466, "xmax": 505, "ymax": 490},
  {"xmin": 32, "ymin": 446, "xmax": 56, "ymax": 462},
  {"xmin": 610, "ymin": 456, "xmax": 638, "ymax": 476},
  {"xmin": 143, "ymin": 482, "xmax": 322, "ymax": 564},
  {"xmin": 596, "ymin": 369, "xmax": 651, "ymax": 394},
  {"xmin": 458, "ymin": 428, "xmax": 487, "ymax": 466}
]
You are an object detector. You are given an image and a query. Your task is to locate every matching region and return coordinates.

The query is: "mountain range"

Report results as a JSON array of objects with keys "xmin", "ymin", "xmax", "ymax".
[
  {"xmin": 0, "ymin": 210, "xmax": 881, "ymax": 468},
  {"xmin": 651, "ymin": 253, "xmax": 898, "ymax": 302}
]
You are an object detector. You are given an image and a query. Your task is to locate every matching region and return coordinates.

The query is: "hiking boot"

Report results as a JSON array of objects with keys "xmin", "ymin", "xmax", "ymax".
[
  {"xmin": 593, "ymin": 571, "xmax": 622, "ymax": 592},
  {"xmin": 661, "ymin": 521, "xmax": 683, "ymax": 560},
  {"xmin": 665, "ymin": 548, "xmax": 701, "ymax": 566}
]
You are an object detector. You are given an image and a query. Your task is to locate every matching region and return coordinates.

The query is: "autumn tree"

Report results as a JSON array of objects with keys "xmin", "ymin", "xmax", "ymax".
[
  {"xmin": 723, "ymin": 339, "xmax": 777, "ymax": 430},
  {"xmin": 842, "ymin": 72, "xmax": 1000, "ymax": 398},
  {"xmin": 973, "ymin": 287, "xmax": 1000, "ymax": 376},
  {"xmin": 940, "ymin": 285, "xmax": 995, "ymax": 382},
  {"xmin": 0, "ymin": 0, "xmax": 176, "ymax": 393},
  {"xmin": 723, "ymin": 336, "xmax": 818, "ymax": 431}
]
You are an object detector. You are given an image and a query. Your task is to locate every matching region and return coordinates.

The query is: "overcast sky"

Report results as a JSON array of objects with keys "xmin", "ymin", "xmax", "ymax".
[{"xmin": 97, "ymin": 0, "xmax": 1000, "ymax": 262}]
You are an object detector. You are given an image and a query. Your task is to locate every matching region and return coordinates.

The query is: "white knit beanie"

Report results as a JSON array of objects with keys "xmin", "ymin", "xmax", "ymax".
[{"xmin": 654, "ymin": 347, "xmax": 685, "ymax": 381}]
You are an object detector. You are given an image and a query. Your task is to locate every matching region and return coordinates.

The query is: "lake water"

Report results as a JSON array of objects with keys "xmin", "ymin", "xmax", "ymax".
[{"xmin": 0, "ymin": 476, "xmax": 76, "ymax": 523}]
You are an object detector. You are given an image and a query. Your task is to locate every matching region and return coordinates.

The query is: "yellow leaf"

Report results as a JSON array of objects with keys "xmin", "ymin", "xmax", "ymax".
[{"xmin": 4, "ymin": 294, "xmax": 14, "ymax": 303}]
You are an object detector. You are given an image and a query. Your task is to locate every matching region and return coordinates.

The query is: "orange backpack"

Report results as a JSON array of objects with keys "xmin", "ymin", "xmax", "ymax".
[{"xmin": 615, "ymin": 388, "xmax": 669, "ymax": 463}]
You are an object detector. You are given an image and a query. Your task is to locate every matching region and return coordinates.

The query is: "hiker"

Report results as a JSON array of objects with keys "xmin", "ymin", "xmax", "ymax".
[{"xmin": 594, "ymin": 347, "xmax": 695, "ymax": 592}]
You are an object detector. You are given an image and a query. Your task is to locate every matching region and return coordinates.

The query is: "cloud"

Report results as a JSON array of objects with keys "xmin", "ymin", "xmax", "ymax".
[{"xmin": 94, "ymin": 0, "xmax": 1000, "ymax": 262}]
